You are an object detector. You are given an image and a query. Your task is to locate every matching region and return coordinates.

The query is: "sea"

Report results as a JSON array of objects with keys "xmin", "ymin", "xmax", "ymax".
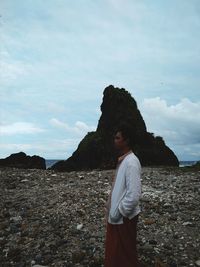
[
  {"xmin": 179, "ymin": 161, "xmax": 197, "ymax": 167},
  {"xmin": 45, "ymin": 159, "xmax": 63, "ymax": 169},
  {"xmin": 45, "ymin": 159, "xmax": 198, "ymax": 169}
]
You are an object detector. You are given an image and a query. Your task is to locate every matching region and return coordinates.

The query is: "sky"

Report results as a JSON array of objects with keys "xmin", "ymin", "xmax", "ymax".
[{"xmin": 0, "ymin": 0, "xmax": 200, "ymax": 161}]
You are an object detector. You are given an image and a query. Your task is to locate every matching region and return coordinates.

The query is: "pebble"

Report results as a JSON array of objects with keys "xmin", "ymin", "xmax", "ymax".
[
  {"xmin": 0, "ymin": 166, "xmax": 199, "ymax": 267},
  {"xmin": 77, "ymin": 223, "xmax": 83, "ymax": 230},
  {"xmin": 196, "ymin": 260, "xmax": 200, "ymax": 266},
  {"xmin": 182, "ymin": 221, "xmax": 193, "ymax": 226}
]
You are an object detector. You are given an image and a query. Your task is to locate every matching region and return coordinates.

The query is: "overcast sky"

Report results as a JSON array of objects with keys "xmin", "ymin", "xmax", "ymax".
[{"xmin": 1, "ymin": 0, "xmax": 200, "ymax": 161}]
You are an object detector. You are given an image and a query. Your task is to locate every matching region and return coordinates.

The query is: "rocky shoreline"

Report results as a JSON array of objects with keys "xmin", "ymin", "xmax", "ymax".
[{"xmin": 0, "ymin": 167, "xmax": 199, "ymax": 267}]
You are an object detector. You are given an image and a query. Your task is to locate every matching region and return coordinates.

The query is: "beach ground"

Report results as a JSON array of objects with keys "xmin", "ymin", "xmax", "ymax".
[{"xmin": 0, "ymin": 167, "xmax": 199, "ymax": 267}]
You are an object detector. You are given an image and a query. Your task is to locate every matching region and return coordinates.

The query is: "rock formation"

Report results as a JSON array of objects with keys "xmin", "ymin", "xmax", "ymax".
[
  {"xmin": 0, "ymin": 152, "xmax": 46, "ymax": 170},
  {"xmin": 51, "ymin": 85, "xmax": 179, "ymax": 171}
]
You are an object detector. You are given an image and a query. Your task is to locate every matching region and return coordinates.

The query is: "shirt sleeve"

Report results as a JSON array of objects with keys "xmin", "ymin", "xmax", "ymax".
[{"xmin": 118, "ymin": 161, "xmax": 141, "ymax": 217}]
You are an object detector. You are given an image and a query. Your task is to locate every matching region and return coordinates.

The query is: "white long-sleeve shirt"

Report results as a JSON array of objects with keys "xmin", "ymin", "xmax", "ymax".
[{"xmin": 108, "ymin": 152, "xmax": 142, "ymax": 224}]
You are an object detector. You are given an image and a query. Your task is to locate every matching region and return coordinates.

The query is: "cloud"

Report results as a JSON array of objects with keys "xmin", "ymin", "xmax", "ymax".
[
  {"xmin": 0, "ymin": 138, "xmax": 81, "ymax": 159},
  {"xmin": 0, "ymin": 50, "xmax": 33, "ymax": 86},
  {"xmin": 1, "ymin": 0, "xmax": 199, "ymax": 161},
  {"xmin": 140, "ymin": 97, "xmax": 200, "ymax": 159},
  {"xmin": 0, "ymin": 143, "xmax": 32, "ymax": 151},
  {"xmin": 75, "ymin": 121, "xmax": 96, "ymax": 133},
  {"xmin": 0, "ymin": 122, "xmax": 45, "ymax": 136},
  {"xmin": 45, "ymin": 102, "xmax": 69, "ymax": 113},
  {"xmin": 107, "ymin": 0, "xmax": 131, "ymax": 12},
  {"xmin": 171, "ymin": 143, "xmax": 200, "ymax": 161},
  {"xmin": 49, "ymin": 118, "xmax": 96, "ymax": 136},
  {"xmin": 49, "ymin": 118, "xmax": 71, "ymax": 131},
  {"xmin": 1, "ymin": 61, "xmax": 27, "ymax": 81}
]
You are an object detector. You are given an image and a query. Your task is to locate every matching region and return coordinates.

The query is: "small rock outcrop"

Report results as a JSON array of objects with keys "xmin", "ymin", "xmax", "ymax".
[
  {"xmin": 0, "ymin": 152, "xmax": 46, "ymax": 169},
  {"xmin": 51, "ymin": 85, "xmax": 179, "ymax": 171}
]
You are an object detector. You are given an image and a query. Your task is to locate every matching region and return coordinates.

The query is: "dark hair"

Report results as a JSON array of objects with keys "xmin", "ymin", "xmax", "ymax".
[{"xmin": 114, "ymin": 123, "xmax": 136, "ymax": 147}]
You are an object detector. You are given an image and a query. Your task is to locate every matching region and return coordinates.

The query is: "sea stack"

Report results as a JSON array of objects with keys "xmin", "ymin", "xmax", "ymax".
[{"xmin": 51, "ymin": 85, "xmax": 179, "ymax": 171}]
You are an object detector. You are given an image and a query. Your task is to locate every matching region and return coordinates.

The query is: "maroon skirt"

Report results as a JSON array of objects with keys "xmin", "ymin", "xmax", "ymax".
[{"xmin": 104, "ymin": 214, "xmax": 140, "ymax": 267}]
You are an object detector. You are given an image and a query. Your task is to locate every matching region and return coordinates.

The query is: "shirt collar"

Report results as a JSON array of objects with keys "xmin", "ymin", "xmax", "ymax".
[{"xmin": 118, "ymin": 150, "xmax": 132, "ymax": 164}]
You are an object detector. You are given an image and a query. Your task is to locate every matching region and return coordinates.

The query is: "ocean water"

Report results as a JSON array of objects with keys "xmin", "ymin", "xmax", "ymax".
[
  {"xmin": 179, "ymin": 161, "xmax": 197, "ymax": 167},
  {"xmin": 45, "ymin": 159, "xmax": 198, "ymax": 169},
  {"xmin": 45, "ymin": 159, "xmax": 63, "ymax": 168}
]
